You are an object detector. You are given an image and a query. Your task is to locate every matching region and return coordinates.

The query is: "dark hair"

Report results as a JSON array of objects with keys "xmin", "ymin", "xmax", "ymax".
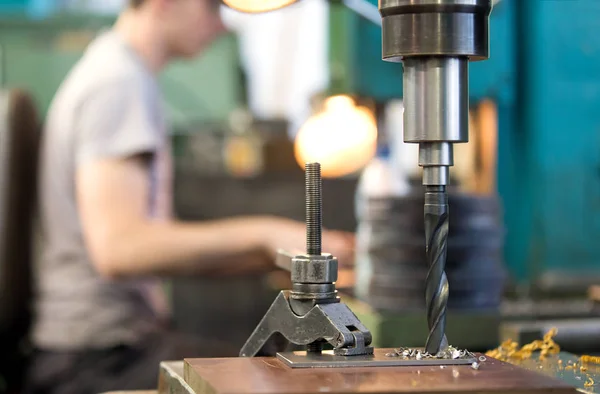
[{"xmin": 130, "ymin": 0, "xmax": 145, "ymax": 8}]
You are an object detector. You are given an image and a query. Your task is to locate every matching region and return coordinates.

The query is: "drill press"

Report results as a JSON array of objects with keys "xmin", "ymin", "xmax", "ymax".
[
  {"xmin": 224, "ymin": 0, "xmax": 492, "ymax": 361},
  {"xmin": 379, "ymin": 0, "xmax": 492, "ymax": 355},
  {"xmin": 157, "ymin": 2, "xmax": 600, "ymax": 392},
  {"xmin": 240, "ymin": 162, "xmax": 478, "ymax": 367}
]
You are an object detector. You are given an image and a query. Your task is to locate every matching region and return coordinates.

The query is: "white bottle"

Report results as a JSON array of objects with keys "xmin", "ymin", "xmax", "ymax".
[
  {"xmin": 354, "ymin": 100, "xmax": 415, "ymax": 302},
  {"xmin": 386, "ymin": 100, "xmax": 420, "ymax": 183},
  {"xmin": 355, "ymin": 100, "xmax": 412, "ymax": 221},
  {"xmin": 354, "ymin": 147, "xmax": 411, "ymax": 302}
]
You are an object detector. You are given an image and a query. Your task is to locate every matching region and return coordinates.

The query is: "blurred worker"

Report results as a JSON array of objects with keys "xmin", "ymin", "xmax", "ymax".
[{"xmin": 26, "ymin": 0, "xmax": 354, "ymax": 393}]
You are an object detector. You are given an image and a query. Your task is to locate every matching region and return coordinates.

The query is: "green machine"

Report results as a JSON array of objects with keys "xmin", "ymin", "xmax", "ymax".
[{"xmin": 0, "ymin": 13, "xmax": 242, "ymax": 125}]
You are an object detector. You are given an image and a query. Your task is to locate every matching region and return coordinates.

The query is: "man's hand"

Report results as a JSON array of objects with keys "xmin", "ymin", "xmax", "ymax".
[{"xmin": 262, "ymin": 218, "xmax": 355, "ymax": 268}]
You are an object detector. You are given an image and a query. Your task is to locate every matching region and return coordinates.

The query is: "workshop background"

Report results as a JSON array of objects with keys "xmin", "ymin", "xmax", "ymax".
[{"xmin": 1, "ymin": 0, "xmax": 600, "ymax": 388}]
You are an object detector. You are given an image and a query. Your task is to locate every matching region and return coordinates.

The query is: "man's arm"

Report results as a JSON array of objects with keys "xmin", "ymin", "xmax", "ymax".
[
  {"xmin": 77, "ymin": 156, "xmax": 355, "ymax": 279},
  {"xmin": 77, "ymin": 155, "xmax": 293, "ymax": 279}
]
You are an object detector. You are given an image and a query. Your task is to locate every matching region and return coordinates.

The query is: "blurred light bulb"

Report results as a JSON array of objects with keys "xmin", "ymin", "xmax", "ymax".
[
  {"xmin": 222, "ymin": 0, "xmax": 298, "ymax": 13},
  {"xmin": 294, "ymin": 95, "xmax": 377, "ymax": 178}
]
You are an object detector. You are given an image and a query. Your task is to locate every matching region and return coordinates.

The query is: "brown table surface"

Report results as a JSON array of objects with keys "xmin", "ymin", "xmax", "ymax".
[{"xmin": 183, "ymin": 350, "xmax": 577, "ymax": 394}]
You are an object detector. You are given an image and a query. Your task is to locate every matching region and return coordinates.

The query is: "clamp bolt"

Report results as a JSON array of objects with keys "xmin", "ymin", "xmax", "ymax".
[{"xmin": 305, "ymin": 163, "xmax": 322, "ymax": 256}]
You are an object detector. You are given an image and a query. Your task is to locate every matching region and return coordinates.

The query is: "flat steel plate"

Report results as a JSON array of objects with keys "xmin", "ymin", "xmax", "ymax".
[
  {"xmin": 184, "ymin": 354, "xmax": 577, "ymax": 394},
  {"xmin": 276, "ymin": 348, "xmax": 477, "ymax": 368}
]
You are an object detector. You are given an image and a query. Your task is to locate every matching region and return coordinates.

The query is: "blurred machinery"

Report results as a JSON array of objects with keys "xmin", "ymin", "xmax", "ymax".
[
  {"xmin": 330, "ymin": 0, "xmax": 600, "ymax": 293},
  {"xmin": 0, "ymin": 89, "xmax": 40, "ymax": 394},
  {"xmin": 329, "ymin": 0, "xmax": 600, "ymax": 352},
  {"xmin": 4, "ymin": 0, "xmax": 600, "ymax": 297},
  {"xmin": 379, "ymin": 0, "xmax": 492, "ymax": 355}
]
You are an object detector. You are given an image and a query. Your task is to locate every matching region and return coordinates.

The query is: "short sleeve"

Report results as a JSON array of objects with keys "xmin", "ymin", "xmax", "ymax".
[{"xmin": 75, "ymin": 79, "xmax": 161, "ymax": 167}]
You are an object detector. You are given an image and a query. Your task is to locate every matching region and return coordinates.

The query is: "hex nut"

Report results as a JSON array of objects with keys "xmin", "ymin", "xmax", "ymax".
[{"xmin": 291, "ymin": 254, "xmax": 338, "ymax": 283}]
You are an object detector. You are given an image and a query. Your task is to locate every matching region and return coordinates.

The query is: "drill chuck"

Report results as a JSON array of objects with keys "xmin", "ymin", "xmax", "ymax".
[
  {"xmin": 379, "ymin": 0, "xmax": 492, "ymax": 62},
  {"xmin": 379, "ymin": 0, "xmax": 492, "ymax": 187}
]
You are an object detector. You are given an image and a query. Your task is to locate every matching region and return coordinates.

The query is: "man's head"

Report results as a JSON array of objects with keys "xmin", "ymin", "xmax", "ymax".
[{"xmin": 128, "ymin": 0, "xmax": 226, "ymax": 59}]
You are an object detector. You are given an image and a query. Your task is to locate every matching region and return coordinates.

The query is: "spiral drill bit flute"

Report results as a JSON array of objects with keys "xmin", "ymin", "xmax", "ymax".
[
  {"xmin": 379, "ymin": 0, "xmax": 493, "ymax": 354},
  {"xmin": 424, "ymin": 186, "xmax": 450, "ymax": 354}
]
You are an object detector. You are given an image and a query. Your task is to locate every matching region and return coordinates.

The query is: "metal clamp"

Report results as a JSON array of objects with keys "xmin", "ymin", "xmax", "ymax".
[
  {"xmin": 239, "ymin": 289, "xmax": 373, "ymax": 357},
  {"xmin": 239, "ymin": 163, "xmax": 373, "ymax": 358}
]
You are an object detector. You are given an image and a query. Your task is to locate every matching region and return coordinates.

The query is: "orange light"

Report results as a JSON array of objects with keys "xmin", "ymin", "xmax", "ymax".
[
  {"xmin": 294, "ymin": 95, "xmax": 377, "ymax": 178},
  {"xmin": 222, "ymin": 0, "xmax": 299, "ymax": 13}
]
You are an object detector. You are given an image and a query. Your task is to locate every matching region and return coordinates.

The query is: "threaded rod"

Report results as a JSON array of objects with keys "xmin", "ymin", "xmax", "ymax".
[{"xmin": 305, "ymin": 163, "xmax": 322, "ymax": 256}]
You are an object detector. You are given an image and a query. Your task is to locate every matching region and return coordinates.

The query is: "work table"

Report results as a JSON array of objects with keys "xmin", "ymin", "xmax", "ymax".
[{"xmin": 149, "ymin": 351, "xmax": 600, "ymax": 394}]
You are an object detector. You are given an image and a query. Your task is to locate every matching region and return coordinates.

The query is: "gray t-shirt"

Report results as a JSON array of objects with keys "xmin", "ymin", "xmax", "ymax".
[{"xmin": 33, "ymin": 30, "xmax": 172, "ymax": 350}]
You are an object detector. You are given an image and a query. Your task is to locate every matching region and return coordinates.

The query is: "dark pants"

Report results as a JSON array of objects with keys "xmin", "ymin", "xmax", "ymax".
[{"xmin": 23, "ymin": 330, "xmax": 239, "ymax": 394}]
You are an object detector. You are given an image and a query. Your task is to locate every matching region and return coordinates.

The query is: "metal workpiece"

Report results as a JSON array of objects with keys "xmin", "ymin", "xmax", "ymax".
[
  {"xmin": 403, "ymin": 57, "xmax": 469, "ymax": 145},
  {"xmin": 424, "ymin": 186, "xmax": 450, "ymax": 355},
  {"xmin": 240, "ymin": 162, "xmax": 373, "ymax": 358},
  {"xmin": 379, "ymin": 0, "xmax": 492, "ymax": 62},
  {"xmin": 277, "ymin": 347, "xmax": 476, "ymax": 369}
]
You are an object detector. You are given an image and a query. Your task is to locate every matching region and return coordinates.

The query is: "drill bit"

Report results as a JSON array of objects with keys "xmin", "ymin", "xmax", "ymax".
[{"xmin": 424, "ymin": 185, "xmax": 449, "ymax": 355}]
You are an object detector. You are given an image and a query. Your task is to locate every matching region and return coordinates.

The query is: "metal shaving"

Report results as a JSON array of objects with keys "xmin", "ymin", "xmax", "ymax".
[
  {"xmin": 385, "ymin": 346, "xmax": 476, "ymax": 360},
  {"xmin": 581, "ymin": 355, "xmax": 600, "ymax": 365},
  {"xmin": 485, "ymin": 327, "xmax": 560, "ymax": 362},
  {"xmin": 584, "ymin": 377, "xmax": 595, "ymax": 388}
]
